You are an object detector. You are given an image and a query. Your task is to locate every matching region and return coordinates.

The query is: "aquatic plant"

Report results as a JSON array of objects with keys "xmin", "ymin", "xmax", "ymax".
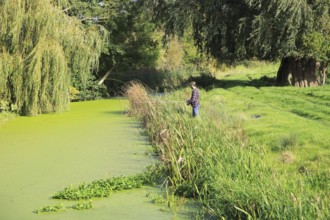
[
  {"xmin": 70, "ymin": 201, "xmax": 93, "ymax": 210},
  {"xmin": 34, "ymin": 204, "xmax": 63, "ymax": 214},
  {"xmin": 52, "ymin": 176, "xmax": 144, "ymax": 200}
]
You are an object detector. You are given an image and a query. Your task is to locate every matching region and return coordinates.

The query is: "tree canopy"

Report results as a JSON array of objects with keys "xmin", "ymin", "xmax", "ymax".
[
  {"xmin": 144, "ymin": 0, "xmax": 330, "ymax": 62},
  {"xmin": 64, "ymin": 0, "xmax": 160, "ymax": 72},
  {"xmin": 0, "ymin": 0, "xmax": 106, "ymax": 115},
  {"xmin": 1, "ymin": 0, "xmax": 329, "ymax": 115}
]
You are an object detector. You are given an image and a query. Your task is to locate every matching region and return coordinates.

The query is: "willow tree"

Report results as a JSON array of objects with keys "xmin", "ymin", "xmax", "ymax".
[
  {"xmin": 61, "ymin": 0, "xmax": 160, "ymax": 94},
  {"xmin": 0, "ymin": 0, "xmax": 106, "ymax": 115},
  {"xmin": 144, "ymin": 0, "xmax": 330, "ymax": 87}
]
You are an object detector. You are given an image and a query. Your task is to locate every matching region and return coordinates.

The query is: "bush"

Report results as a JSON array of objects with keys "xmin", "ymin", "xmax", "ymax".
[
  {"xmin": 188, "ymin": 72, "xmax": 217, "ymax": 88},
  {"xmin": 0, "ymin": 100, "xmax": 9, "ymax": 112},
  {"xmin": 71, "ymin": 74, "xmax": 109, "ymax": 101},
  {"xmin": 0, "ymin": 99, "xmax": 17, "ymax": 113},
  {"xmin": 69, "ymin": 86, "xmax": 80, "ymax": 102}
]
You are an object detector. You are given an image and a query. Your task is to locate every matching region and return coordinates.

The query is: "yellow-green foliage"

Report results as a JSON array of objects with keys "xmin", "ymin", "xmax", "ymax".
[
  {"xmin": 69, "ymin": 86, "xmax": 80, "ymax": 102},
  {"xmin": 157, "ymin": 37, "xmax": 184, "ymax": 71},
  {"xmin": 0, "ymin": 0, "xmax": 106, "ymax": 115}
]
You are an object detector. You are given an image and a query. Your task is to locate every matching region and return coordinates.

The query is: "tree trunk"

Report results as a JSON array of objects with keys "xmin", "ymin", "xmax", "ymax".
[
  {"xmin": 276, "ymin": 57, "xmax": 323, "ymax": 87},
  {"xmin": 97, "ymin": 67, "xmax": 114, "ymax": 85},
  {"xmin": 276, "ymin": 57, "xmax": 291, "ymax": 86},
  {"xmin": 320, "ymin": 65, "xmax": 327, "ymax": 86}
]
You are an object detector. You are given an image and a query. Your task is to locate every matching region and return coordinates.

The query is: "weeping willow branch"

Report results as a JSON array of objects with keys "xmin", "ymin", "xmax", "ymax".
[{"xmin": 0, "ymin": 0, "xmax": 107, "ymax": 115}]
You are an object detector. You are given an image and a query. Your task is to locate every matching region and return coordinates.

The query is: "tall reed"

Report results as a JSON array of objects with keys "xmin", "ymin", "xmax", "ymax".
[{"xmin": 124, "ymin": 82, "xmax": 329, "ymax": 219}]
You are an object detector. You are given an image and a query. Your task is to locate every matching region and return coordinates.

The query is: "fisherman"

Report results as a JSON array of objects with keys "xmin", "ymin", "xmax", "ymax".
[{"xmin": 186, "ymin": 81, "xmax": 200, "ymax": 117}]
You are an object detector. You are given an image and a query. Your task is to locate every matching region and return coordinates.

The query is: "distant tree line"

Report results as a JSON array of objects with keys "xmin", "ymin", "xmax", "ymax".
[{"xmin": 1, "ymin": 0, "xmax": 329, "ymax": 115}]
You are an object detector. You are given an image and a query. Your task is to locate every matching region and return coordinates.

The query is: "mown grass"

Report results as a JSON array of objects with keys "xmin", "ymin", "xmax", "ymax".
[
  {"xmin": 214, "ymin": 67, "xmax": 330, "ymax": 175},
  {"xmin": 125, "ymin": 62, "xmax": 329, "ymax": 220}
]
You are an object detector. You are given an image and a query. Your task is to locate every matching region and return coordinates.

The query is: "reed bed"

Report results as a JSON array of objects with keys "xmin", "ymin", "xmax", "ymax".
[{"xmin": 125, "ymin": 81, "xmax": 329, "ymax": 219}]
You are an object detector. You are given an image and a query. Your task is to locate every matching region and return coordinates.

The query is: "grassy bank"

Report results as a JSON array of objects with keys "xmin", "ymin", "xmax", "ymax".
[{"xmin": 125, "ymin": 62, "xmax": 329, "ymax": 219}]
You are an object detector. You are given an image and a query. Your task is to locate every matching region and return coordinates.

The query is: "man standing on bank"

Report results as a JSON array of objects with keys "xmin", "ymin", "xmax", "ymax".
[{"xmin": 186, "ymin": 81, "xmax": 200, "ymax": 117}]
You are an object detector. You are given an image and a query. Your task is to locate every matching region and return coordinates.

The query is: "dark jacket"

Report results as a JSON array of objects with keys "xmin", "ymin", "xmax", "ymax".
[{"xmin": 189, "ymin": 87, "xmax": 200, "ymax": 107}]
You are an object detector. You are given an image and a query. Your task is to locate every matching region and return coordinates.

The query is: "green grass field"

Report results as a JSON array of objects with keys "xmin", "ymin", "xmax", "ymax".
[
  {"xmin": 208, "ymin": 63, "xmax": 330, "ymax": 174},
  {"xmin": 126, "ymin": 62, "xmax": 329, "ymax": 219}
]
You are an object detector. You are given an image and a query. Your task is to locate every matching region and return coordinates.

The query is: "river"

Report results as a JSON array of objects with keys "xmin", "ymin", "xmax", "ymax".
[{"xmin": 0, "ymin": 99, "xmax": 192, "ymax": 220}]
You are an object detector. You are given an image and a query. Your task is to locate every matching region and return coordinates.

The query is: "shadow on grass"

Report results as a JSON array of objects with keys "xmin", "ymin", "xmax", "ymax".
[
  {"xmin": 104, "ymin": 68, "xmax": 277, "ymax": 95},
  {"xmin": 188, "ymin": 73, "xmax": 276, "ymax": 90}
]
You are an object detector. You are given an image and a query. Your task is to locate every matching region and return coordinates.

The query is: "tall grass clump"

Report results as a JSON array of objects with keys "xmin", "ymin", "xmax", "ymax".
[
  {"xmin": 125, "ymin": 82, "xmax": 329, "ymax": 219},
  {"xmin": 124, "ymin": 81, "xmax": 155, "ymax": 122}
]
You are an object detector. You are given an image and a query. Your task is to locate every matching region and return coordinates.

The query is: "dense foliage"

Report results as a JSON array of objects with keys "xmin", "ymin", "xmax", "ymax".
[
  {"xmin": 0, "ymin": 0, "xmax": 106, "ymax": 115},
  {"xmin": 58, "ymin": 0, "xmax": 163, "ymax": 95},
  {"xmin": 66, "ymin": 1, "xmax": 160, "ymax": 74},
  {"xmin": 145, "ymin": 0, "xmax": 330, "ymax": 62}
]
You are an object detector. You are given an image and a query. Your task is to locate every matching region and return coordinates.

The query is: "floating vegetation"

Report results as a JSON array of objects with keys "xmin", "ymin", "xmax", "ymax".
[
  {"xmin": 34, "ymin": 163, "xmax": 168, "ymax": 214},
  {"xmin": 34, "ymin": 204, "xmax": 63, "ymax": 214},
  {"xmin": 70, "ymin": 201, "xmax": 93, "ymax": 210},
  {"xmin": 52, "ymin": 176, "xmax": 144, "ymax": 200}
]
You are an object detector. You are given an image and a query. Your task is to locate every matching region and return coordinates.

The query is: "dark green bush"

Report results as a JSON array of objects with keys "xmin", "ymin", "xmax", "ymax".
[{"xmin": 71, "ymin": 74, "xmax": 109, "ymax": 101}]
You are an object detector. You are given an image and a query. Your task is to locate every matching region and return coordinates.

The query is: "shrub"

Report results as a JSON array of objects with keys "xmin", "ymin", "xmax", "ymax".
[
  {"xmin": 0, "ymin": 100, "xmax": 9, "ymax": 112},
  {"xmin": 71, "ymin": 74, "xmax": 109, "ymax": 101},
  {"xmin": 69, "ymin": 86, "xmax": 80, "ymax": 102}
]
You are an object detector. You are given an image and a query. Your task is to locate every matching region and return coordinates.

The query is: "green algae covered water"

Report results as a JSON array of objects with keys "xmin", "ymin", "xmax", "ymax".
[{"xmin": 0, "ymin": 99, "xmax": 191, "ymax": 220}]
